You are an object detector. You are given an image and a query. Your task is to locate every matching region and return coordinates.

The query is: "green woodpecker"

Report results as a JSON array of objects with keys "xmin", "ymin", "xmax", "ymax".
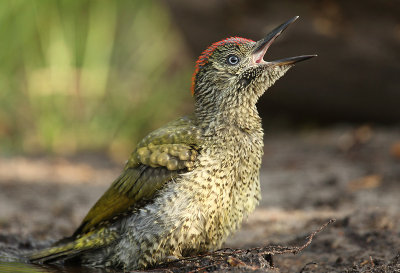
[{"xmin": 29, "ymin": 17, "xmax": 315, "ymax": 270}]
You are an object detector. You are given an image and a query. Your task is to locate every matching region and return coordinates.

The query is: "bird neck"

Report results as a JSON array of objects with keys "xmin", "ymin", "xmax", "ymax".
[{"xmin": 194, "ymin": 94, "xmax": 262, "ymax": 136}]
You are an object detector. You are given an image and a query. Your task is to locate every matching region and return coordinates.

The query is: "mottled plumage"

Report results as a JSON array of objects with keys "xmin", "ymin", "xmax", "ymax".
[{"xmin": 29, "ymin": 17, "xmax": 315, "ymax": 270}]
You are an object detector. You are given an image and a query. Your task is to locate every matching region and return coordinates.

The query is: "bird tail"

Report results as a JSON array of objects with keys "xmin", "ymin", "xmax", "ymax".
[{"xmin": 29, "ymin": 227, "xmax": 118, "ymax": 264}]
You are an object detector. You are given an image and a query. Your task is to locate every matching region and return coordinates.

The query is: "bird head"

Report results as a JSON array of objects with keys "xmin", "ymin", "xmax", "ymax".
[{"xmin": 192, "ymin": 16, "xmax": 316, "ymax": 121}]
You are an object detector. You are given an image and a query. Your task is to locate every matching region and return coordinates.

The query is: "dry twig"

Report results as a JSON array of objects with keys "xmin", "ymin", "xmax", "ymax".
[{"xmin": 152, "ymin": 219, "xmax": 336, "ymax": 272}]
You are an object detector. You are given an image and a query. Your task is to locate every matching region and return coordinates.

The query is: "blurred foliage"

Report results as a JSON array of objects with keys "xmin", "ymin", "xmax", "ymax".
[{"xmin": 0, "ymin": 0, "xmax": 192, "ymax": 160}]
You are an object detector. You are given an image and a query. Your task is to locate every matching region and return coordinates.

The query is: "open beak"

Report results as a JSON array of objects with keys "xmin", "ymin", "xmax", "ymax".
[{"xmin": 252, "ymin": 16, "xmax": 317, "ymax": 66}]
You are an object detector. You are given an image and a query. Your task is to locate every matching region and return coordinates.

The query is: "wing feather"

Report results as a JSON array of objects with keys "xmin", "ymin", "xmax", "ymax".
[{"xmin": 73, "ymin": 116, "xmax": 201, "ymax": 236}]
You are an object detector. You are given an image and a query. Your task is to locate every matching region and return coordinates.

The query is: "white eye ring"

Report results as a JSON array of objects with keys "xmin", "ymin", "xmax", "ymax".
[{"xmin": 227, "ymin": 55, "xmax": 240, "ymax": 65}]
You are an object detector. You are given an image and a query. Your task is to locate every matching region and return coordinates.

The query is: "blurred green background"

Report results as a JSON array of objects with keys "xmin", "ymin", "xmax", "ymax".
[
  {"xmin": 1, "ymin": 0, "xmax": 399, "ymax": 160},
  {"xmin": 0, "ymin": 0, "xmax": 191, "ymax": 160}
]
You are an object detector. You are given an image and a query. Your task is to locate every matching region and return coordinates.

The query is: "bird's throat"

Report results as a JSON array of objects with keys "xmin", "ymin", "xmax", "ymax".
[{"xmin": 195, "ymin": 101, "xmax": 262, "ymax": 138}]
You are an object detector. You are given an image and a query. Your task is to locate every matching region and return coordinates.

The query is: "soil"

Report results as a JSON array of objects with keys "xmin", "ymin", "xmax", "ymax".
[{"xmin": 0, "ymin": 124, "xmax": 399, "ymax": 272}]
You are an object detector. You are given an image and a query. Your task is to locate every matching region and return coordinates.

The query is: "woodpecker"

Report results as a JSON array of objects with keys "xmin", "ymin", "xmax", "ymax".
[{"xmin": 29, "ymin": 17, "xmax": 315, "ymax": 270}]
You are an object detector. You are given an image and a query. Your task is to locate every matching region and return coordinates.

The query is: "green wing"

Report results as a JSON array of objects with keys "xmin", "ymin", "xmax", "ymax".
[
  {"xmin": 73, "ymin": 116, "xmax": 201, "ymax": 236},
  {"xmin": 29, "ymin": 116, "xmax": 202, "ymax": 264},
  {"xmin": 28, "ymin": 117, "xmax": 201, "ymax": 263}
]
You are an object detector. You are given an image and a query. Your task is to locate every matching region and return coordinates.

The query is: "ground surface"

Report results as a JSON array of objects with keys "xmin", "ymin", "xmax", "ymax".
[{"xmin": 0, "ymin": 125, "xmax": 399, "ymax": 272}]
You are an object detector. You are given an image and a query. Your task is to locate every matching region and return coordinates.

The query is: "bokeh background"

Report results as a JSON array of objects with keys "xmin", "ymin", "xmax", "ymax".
[
  {"xmin": 1, "ymin": 1, "xmax": 400, "ymax": 272},
  {"xmin": 1, "ymin": 0, "xmax": 399, "ymax": 159},
  {"xmin": 0, "ymin": 1, "xmax": 191, "ymax": 160}
]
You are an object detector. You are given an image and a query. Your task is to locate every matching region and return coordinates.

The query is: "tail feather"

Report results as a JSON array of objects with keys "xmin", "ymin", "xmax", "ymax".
[
  {"xmin": 29, "ymin": 241, "xmax": 85, "ymax": 263},
  {"xmin": 29, "ymin": 227, "xmax": 118, "ymax": 264}
]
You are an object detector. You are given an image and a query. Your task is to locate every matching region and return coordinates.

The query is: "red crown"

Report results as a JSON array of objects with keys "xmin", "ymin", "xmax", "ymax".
[{"xmin": 191, "ymin": 37, "xmax": 254, "ymax": 95}]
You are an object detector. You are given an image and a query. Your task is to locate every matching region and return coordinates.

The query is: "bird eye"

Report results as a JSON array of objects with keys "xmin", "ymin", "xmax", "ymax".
[{"xmin": 227, "ymin": 55, "xmax": 240, "ymax": 65}]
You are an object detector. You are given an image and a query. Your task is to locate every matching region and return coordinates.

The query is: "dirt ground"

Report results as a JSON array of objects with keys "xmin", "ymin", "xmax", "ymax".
[{"xmin": 0, "ymin": 124, "xmax": 399, "ymax": 272}]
